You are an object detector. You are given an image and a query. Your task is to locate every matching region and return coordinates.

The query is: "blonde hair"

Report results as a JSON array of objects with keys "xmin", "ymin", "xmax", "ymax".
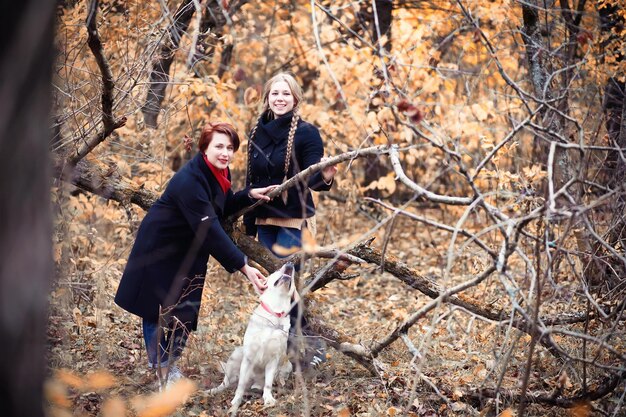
[
  {"xmin": 247, "ymin": 72, "xmax": 303, "ymax": 189},
  {"xmin": 260, "ymin": 72, "xmax": 303, "ymax": 115}
]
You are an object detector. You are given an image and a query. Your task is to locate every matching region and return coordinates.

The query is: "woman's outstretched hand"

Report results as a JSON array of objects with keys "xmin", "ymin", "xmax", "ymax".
[
  {"xmin": 240, "ymin": 264, "xmax": 267, "ymax": 294},
  {"xmin": 249, "ymin": 185, "xmax": 278, "ymax": 201},
  {"xmin": 320, "ymin": 156, "xmax": 338, "ymax": 183}
]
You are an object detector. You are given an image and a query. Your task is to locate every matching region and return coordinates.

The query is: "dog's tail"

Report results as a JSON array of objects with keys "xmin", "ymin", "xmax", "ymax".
[
  {"xmin": 207, "ymin": 380, "xmax": 230, "ymax": 395},
  {"xmin": 207, "ymin": 360, "xmax": 234, "ymax": 394}
]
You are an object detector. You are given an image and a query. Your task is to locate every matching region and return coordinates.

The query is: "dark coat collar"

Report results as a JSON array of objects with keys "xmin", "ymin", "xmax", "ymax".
[
  {"xmin": 258, "ymin": 110, "xmax": 295, "ymax": 143},
  {"xmin": 190, "ymin": 152, "xmax": 229, "ymax": 211}
]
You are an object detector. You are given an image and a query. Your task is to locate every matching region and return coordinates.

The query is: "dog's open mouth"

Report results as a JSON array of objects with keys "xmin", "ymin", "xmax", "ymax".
[{"xmin": 275, "ymin": 263, "xmax": 294, "ymax": 287}]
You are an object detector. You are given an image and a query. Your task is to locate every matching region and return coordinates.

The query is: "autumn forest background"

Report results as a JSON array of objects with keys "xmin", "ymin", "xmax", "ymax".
[{"xmin": 2, "ymin": 0, "xmax": 625, "ymax": 416}]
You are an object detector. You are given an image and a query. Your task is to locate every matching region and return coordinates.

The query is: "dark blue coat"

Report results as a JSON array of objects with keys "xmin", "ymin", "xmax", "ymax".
[
  {"xmin": 247, "ymin": 111, "xmax": 332, "ymax": 227},
  {"xmin": 115, "ymin": 153, "xmax": 252, "ymax": 331}
]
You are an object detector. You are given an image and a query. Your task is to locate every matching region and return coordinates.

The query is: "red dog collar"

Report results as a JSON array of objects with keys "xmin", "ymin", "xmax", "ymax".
[{"xmin": 260, "ymin": 301, "xmax": 287, "ymax": 318}]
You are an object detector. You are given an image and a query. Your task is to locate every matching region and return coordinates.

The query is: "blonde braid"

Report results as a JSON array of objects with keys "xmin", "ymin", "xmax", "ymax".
[
  {"xmin": 284, "ymin": 109, "xmax": 299, "ymax": 175},
  {"xmin": 281, "ymin": 109, "xmax": 299, "ymax": 203},
  {"xmin": 246, "ymin": 116, "xmax": 262, "ymax": 186}
]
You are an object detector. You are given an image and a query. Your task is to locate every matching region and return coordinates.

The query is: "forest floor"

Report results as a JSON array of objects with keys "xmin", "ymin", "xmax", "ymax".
[{"xmin": 44, "ymin": 191, "xmax": 604, "ymax": 417}]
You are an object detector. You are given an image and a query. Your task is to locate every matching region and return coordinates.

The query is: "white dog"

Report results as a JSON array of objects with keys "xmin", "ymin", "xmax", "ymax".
[{"xmin": 209, "ymin": 262, "xmax": 295, "ymax": 415}]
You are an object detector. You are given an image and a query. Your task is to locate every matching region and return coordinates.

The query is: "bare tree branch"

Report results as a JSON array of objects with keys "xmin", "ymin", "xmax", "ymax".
[
  {"xmin": 388, "ymin": 145, "xmax": 473, "ymax": 205},
  {"xmin": 70, "ymin": 0, "xmax": 127, "ymax": 164},
  {"xmin": 228, "ymin": 144, "xmax": 391, "ymax": 221}
]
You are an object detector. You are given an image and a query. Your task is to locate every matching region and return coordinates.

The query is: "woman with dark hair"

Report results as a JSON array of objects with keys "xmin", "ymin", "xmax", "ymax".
[{"xmin": 115, "ymin": 122, "xmax": 275, "ymax": 389}]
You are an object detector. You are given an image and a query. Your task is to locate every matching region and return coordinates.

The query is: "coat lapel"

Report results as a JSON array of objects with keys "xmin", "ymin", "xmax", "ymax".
[{"xmin": 194, "ymin": 152, "xmax": 226, "ymax": 216}]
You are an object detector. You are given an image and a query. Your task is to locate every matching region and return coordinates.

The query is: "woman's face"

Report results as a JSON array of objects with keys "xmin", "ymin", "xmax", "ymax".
[
  {"xmin": 268, "ymin": 80, "xmax": 295, "ymax": 116},
  {"xmin": 205, "ymin": 132, "xmax": 234, "ymax": 170}
]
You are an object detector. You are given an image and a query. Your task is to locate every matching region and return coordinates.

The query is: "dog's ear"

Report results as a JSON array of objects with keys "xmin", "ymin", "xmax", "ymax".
[{"xmin": 265, "ymin": 269, "xmax": 278, "ymax": 288}]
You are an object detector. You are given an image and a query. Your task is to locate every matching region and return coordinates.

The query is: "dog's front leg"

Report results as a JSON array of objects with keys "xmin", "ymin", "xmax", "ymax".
[
  {"xmin": 262, "ymin": 358, "xmax": 280, "ymax": 407},
  {"xmin": 228, "ymin": 358, "xmax": 253, "ymax": 416}
]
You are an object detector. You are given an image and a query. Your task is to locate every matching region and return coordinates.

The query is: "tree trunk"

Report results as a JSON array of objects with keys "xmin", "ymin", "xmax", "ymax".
[
  {"xmin": 0, "ymin": 1, "xmax": 55, "ymax": 416},
  {"xmin": 597, "ymin": 2, "xmax": 626, "ymax": 285},
  {"xmin": 142, "ymin": 0, "xmax": 196, "ymax": 128},
  {"xmin": 599, "ymin": 2, "xmax": 626, "ymax": 185},
  {"xmin": 372, "ymin": 0, "xmax": 392, "ymax": 49},
  {"xmin": 520, "ymin": 2, "xmax": 579, "ymax": 204},
  {"xmin": 143, "ymin": 0, "xmax": 248, "ymax": 127},
  {"xmin": 190, "ymin": 1, "xmax": 247, "ymax": 77},
  {"xmin": 363, "ymin": 0, "xmax": 393, "ymax": 198}
]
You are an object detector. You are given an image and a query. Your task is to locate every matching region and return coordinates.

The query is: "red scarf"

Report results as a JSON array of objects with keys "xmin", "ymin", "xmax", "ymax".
[{"xmin": 202, "ymin": 153, "xmax": 231, "ymax": 194}]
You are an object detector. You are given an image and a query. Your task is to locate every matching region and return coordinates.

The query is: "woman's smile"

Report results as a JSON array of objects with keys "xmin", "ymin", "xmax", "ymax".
[{"xmin": 268, "ymin": 80, "xmax": 295, "ymax": 116}]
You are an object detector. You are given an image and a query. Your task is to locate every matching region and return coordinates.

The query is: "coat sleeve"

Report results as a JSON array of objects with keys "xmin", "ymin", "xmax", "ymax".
[
  {"xmin": 172, "ymin": 177, "xmax": 246, "ymax": 273},
  {"xmin": 224, "ymin": 188, "xmax": 254, "ymax": 218},
  {"xmin": 297, "ymin": 124, "xmax": 333, "ymax": 192}
]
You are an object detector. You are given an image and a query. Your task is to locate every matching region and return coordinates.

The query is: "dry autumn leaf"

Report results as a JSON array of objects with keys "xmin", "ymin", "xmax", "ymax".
[
  {"xmin": 44, "ymin": 379, "xmax": 71, "ymax": 408},
  {"xmin": 337, "ymin": 407, "xmax": 351, "ymax": 417},
  {"xmin": 569, "ymin": 401, "xmax": 592, "ymax": 417},
  {"xmin": 101, "ymin": 396, "xmax": 127, "ymax": 417},
  {"xmin": 55, "ymin": 369, "xmax": 84, "ymax": 390},
  {"xmin": 85, "ymin": 370, "xmax": 116, "ymax": 391},
  {"xmin": 387, "ymin": 406, "xmax": 401, "ymax": 416},
  {"xmin": 498, "ymin": 408, "xmax": 515, "ymax": 417},
  {"xmin": 244, "ymin": 86, "xmax": 260, "ymax": 106},
  {"xmin": 132, "ymin": 379, "xmax": 197, "ymax": 417}
]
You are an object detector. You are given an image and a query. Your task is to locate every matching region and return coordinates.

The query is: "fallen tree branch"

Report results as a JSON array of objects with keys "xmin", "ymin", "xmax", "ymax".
[
  {"xmin": 55, "ymin": 154, "xmax": 596, "ymax": 374},
  {"xmin": 464, "ymin": 370, "xmax": 626, "ymax": 408},
  {"xmin": 54, "ymin": 156, "xmax": 157, "ymax": 210},
  {"xmin": 350, "ymin": 245, "xmax": 591, "ymax": 356}
]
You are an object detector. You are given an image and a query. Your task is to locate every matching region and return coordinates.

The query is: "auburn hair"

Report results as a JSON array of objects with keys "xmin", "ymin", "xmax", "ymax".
[{"xmin": 198, "ymin": 122, "xmax": 240, "ymax": 152}]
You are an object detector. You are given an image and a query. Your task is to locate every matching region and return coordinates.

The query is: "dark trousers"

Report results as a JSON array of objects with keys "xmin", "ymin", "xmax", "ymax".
[{"xmin": 142, "ymin": 319, "xmax": 188, "ymax": 368}]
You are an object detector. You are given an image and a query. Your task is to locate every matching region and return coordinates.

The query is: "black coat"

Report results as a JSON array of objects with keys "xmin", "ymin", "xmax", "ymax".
[
  {"xmin": 115, "ymin": 153, "xmax": 252, "ymax": 331},
  {"xmin": 246, "ymin": 111, "xmax": 332, "ymax": 228}
]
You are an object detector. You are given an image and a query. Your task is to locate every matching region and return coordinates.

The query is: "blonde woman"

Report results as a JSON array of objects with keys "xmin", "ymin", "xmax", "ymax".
[
  {"xmin": 245, "ymin": 72, "xmax": 337, "ymax": 253},
  {"xmin": 244, "ymin": 72, "xmax": 338, "ymax": 369}
]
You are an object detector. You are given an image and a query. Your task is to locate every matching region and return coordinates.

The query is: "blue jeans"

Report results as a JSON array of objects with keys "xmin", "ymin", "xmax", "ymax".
[
  {"xmin": 257, "ymin": 225, "xmax": 302, "ymax": 258},
  {"xmin": 142, "ymin": 319, "xmax": 188, "ymax": 368}
]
